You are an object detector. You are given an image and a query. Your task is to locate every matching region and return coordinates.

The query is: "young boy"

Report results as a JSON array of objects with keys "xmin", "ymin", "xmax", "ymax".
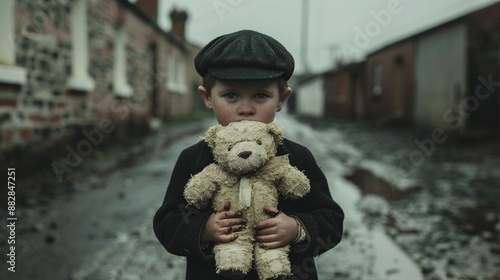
[{"xmin": 153, "ymin": 30, "xmax": 344, "ymax": 280}]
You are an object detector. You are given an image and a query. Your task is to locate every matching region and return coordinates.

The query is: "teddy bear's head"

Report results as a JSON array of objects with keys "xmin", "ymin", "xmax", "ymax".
[{"xmin": 205, "ymin": 121, "xmax": 283, "ymax": 176}]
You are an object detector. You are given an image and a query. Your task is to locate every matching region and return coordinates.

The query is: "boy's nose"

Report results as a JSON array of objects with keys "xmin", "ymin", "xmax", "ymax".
[{"xmin": 237, "ymin": 102, "xmax": 255, "ymax": 115}]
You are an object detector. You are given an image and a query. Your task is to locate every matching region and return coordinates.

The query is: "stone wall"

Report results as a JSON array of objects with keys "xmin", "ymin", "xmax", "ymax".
[{"xmin": 0, "ymin": 0, "xmax": 191, "ymax": 155}]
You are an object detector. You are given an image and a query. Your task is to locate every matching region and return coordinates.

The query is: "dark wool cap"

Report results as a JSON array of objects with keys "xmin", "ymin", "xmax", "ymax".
[{"xmin": 194, "ymin": 30, "xmax": 295, "ymax": 81}]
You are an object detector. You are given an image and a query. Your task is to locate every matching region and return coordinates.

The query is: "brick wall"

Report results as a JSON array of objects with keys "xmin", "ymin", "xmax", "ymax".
[
  {"xmin": 365, "ymin": 40, "xmax": 414, "ymax": 123},
  {"xmin": 0, "ymin": 0, "xmax": 191, "ymax": 155},
  {"xmin": 1, "ymin": 0, "xmax": 74, "ymax": 151}
]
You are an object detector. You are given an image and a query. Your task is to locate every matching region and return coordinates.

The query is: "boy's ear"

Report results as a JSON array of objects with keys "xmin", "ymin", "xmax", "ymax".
[
  {"xmin": 277, "ymin": 87, "xmax": 292, "ymax": 112},
  {"xmin": 198, "ymin": 86, "xmax": 213, "ymax": 110},
  {"xmin": 205, "ymin": 124, "xmax": 223, "ymax": 148}
]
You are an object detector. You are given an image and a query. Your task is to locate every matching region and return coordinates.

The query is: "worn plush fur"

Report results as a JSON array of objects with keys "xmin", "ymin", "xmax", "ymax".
[{"xmin": 184, "ymin": 121, "xmax": 311, "ymax": 280}]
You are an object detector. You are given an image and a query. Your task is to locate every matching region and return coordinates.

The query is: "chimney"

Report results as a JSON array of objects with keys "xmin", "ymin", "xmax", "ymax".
[
  {"xmin": 136, "ymin": 0, "xmax": 158, "ymax": 21},
  {"xmin": 170, "ymin": 9, "xmax": 188, "ymax": 41}
]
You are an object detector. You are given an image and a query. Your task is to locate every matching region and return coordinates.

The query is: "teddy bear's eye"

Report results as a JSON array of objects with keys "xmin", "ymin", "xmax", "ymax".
[
  {"xmin": 228, "ymin": 145, "xmax": 233, "ymax": 151},
  {"xmin": 256, "ymin": 140, "xmax": 262, "ymax": 145}
]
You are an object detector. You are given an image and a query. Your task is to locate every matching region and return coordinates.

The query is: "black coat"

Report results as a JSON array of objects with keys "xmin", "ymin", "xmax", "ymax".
[{"xmin": 153, "ymin": 138, "xmax": 344, "ymax": 280}]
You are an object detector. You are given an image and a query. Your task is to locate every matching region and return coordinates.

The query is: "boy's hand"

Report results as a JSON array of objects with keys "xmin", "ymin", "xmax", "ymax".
[
  {"xmin": 201, "ymin": 201, "xmax": 247, "ymax": 244},
  {"xmin": 254, "ymin": 207, "xmax": 298, "ymax": 249}
]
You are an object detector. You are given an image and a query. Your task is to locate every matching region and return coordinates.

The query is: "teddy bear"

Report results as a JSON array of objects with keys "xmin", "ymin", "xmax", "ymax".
[{"xmin": 183, "ymin": 120, "xmax": 311, "ymax": 280}]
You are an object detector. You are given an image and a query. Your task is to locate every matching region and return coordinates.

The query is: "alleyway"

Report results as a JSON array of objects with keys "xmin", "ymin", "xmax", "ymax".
[{"xmin": 8, "ymin": 115, "xmax": 500, "ymax": 280}]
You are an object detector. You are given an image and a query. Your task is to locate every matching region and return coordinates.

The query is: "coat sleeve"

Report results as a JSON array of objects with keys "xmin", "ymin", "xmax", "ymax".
[
  {"xmin": 153, "ymin": 145, "xmax": 215, "ymax": 262},
  {"xmin": 280, "ymin": 140, "xmax": 344, "ymax": 258}
]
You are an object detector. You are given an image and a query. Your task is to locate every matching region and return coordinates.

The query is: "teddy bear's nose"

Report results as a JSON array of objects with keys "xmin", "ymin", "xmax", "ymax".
[{"xmin": 238, "ymin": 151, "xmax": 252, "ymax": 159}]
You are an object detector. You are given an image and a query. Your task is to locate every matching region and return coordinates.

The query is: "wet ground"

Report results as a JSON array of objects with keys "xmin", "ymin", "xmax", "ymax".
[
  {"xmin": 3, "ymin": 115, "xmax": 500, "ymax": 280},
  {"xmin": 299, "ymin": 116, "xmax": 500, "ymax": 280}
]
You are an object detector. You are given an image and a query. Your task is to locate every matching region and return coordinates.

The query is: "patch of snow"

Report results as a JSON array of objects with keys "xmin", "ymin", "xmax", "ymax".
[
  {"xmin": 316, "ymin": 176, "xmax": 424, "ymax": 280},
  {"xmin": 371, "ymin": 230, "xmax": 423, "ymax": 280},
  {"xmin": 357, "ymin": 194, "xmax": 390, "ymax": 226}
]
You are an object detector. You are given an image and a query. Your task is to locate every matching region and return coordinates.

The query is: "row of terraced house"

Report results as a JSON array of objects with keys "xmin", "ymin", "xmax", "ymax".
[
  {"xmin": 293, "ymin": 1, "xmax": 500, "ymax": 139},
  {"xmin": 0, "ymin": 0, "xmax": 200, "ymax": 160},
  {"xmin": 2, "ymin": 0, "xmax": 499, "ymax": 162}
]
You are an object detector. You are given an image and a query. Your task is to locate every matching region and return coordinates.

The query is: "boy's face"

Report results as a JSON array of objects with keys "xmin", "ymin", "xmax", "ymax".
[{"xmin": 198, "ymin": 79, "xmax": 291, "ymax": 126}]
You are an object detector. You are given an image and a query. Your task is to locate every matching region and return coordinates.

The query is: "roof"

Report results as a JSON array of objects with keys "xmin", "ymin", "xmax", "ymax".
[
  {"xmin": 292, "ymin": 61, "xmax": 365, "ymax": 85},
  {"xmin": 366, "ymin": 0, "xmax": 500, "ymax": 57}
]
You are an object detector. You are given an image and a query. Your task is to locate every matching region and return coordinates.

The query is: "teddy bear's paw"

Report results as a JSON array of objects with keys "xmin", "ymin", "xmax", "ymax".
[
  {"xmin": 255, "ymin": 250, "xmax": 291, "ymax": 280},
  {"xmin": 258, "ymin": 267, "xmax": 291, "ymax": 280},
  {"xmin": 220, "ymin": 269, "xmax": 246, "ymax": 279}
]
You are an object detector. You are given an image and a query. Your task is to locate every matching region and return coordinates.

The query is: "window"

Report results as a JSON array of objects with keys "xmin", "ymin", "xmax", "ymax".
[
  {"xmin": 113, "ymin": 25, "xmax": 133, "ymax": 97},
  {"xmin": 67, "ymin": 0, "xmax": 95, "ymax": 91},
  {"xmin": 177, "ymin": 58, "xmax": 186, "ymax": 91},
  {"xmin": 0, "ymin": 0, "xmax": 27, "ymax": 85},
  {"xmin": 166, "ymin": 53, "xmax": 187, "ymax": 94}
]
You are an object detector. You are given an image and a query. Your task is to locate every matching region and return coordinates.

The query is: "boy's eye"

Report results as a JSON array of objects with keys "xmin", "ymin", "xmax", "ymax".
[
  {"xmin": 254, "ymin": 93, "xmax": 269, "ymax": 99},
  {"xmin": 225, "ymin": 92, "xmax": 239, "ymax": 100}
]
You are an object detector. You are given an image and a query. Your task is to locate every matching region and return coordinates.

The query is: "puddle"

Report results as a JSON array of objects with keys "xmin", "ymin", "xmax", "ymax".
[
  {"xmin": 345, "ymin": 167, "xmax": 499, "ymax": 241},
  {"xmin": 344, "ymin": 166, "xmax": 421, "ymax": 236},
  {"xmin": 345, "ymin": 165, "xmax": 500, "ymax": 280},
  {"xmin": 345, "ymin": 167, "xmax": 412, "ymax": 201}
]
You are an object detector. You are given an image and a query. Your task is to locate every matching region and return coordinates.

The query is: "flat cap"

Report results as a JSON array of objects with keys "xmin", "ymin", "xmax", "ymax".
[{"xmin": 194, "ymin": 30, "xmax": 295, "ymax": 81}]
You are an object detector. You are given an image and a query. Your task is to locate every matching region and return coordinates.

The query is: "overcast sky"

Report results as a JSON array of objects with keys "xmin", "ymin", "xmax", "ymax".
[{"xmin": 158, "ymin": 0, "xmax": 499, "ymax": 74}]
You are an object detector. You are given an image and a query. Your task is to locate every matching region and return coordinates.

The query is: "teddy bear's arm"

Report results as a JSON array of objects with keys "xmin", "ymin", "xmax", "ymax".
[
  {"xmin": 184, "ymin": 164, "xmax": 222, "ymax": 209},
  {"xmin": 277, "ymin": 165, "xmax": 311, "ymax": 200}
]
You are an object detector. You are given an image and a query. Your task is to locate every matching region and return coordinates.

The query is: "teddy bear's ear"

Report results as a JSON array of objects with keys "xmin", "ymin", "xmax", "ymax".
[
  {"xmin": 205, "ymin": 124, "xmax": 223, "ymax": 148},
  {"xmin": 267, "ymin": 123, "xmax": 284, "ymax": 145}
]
